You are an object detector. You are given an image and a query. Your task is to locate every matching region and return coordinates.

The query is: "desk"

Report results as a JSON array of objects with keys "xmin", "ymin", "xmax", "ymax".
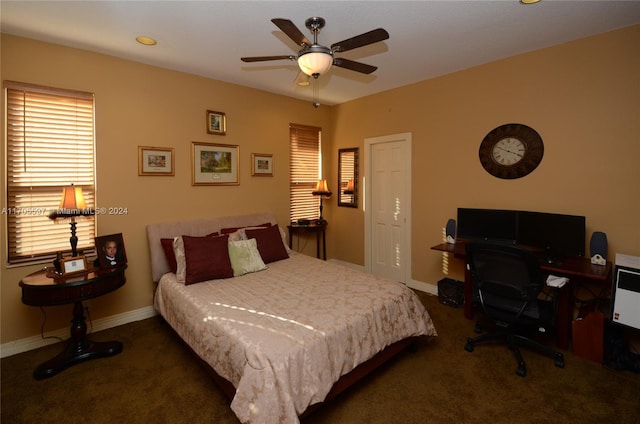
[
  {"xmin": 20, "ymin": 264, "xmax": 127, "ymax": 379},
  {"xmin": 431, "ymin": 241, "xmax": 611, "ymax": 350},
  {"xmin": 288, "ymin": 221, "xmax": 327, "ymax": 260}
]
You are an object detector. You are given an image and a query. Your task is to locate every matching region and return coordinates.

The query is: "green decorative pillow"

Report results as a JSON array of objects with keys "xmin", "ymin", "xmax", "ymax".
[{"xmin": 228, "ymin": 238, "xmax": 267, "ymax": 276}]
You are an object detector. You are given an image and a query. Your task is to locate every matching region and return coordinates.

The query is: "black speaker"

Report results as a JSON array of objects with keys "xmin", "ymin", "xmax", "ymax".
[
  {"xmin": 590, "ymin": 231, "xmax": 608, "ymax": 265},
  {"xmin": 446, "ymin": 219, "xmax": 456, "ymax": 244}
]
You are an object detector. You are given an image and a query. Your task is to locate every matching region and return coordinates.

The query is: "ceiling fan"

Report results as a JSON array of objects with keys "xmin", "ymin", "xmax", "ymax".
[{"xmin": 241, "ymin": 17, "xmax": 390, "ymax": 79}]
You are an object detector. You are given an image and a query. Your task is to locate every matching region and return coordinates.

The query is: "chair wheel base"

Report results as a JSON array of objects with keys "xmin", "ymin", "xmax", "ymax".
[
  {"xmin": 464, "ymin": 339, "xmax": 475, "ymax": 352},
  {"xmin": 554, "ymin": 353, "xmax": 565, "ymax": 368}
]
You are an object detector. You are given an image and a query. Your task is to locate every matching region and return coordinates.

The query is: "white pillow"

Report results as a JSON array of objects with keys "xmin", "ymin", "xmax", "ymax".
[
  {"xmin": 278, "ymin": 225, "xmax": 292, "ymax": 254},
  {"xmin": 228, "ymin": 238, "xmax": 267, "ymax": 276},
  {"xmin": 173, "ymin": 236, "xmax": 186, "ymax": 283},
  {"xmin": 227, "ymin": 230, "xmax": 243, "ymax": 242}
]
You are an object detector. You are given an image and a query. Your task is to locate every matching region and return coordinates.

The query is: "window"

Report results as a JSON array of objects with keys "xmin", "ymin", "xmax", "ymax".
[
  {"xmin": 4, "ymin": 81, "xmax": 96, "ymax": 264},
  {"xmin": 289, "ymin": 124, "xmax": 321, "ymax": 222}
]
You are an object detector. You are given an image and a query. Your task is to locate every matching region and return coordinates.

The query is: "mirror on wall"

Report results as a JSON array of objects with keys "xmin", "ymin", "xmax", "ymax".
[{"xmin": 338, "ymin": 148, "xmax": 358, "ymax": 208}]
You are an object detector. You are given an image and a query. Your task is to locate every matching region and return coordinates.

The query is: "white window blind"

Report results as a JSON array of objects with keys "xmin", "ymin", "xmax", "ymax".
[
  {"xmin": 289, "ymin": 124, "xmax": 321, "ymax": 222},
  {"xmin": 4, "ymin": 81, "xmax": 96, "ymax": 264}
]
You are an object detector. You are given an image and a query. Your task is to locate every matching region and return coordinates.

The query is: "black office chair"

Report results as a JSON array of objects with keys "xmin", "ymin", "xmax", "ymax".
[{"xmin": 463, "ymin": 242, "xmax": 565, "ymax": 377}]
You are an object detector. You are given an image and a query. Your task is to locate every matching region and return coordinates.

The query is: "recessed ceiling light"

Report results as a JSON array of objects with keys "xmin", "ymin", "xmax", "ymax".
[
  {"xmin": 136, "ymin": 36, "xmax": 157, "ymax": 46},
  {"xmin": 520, "ymin": 0, "xmax": 541, "ymax": 4}
]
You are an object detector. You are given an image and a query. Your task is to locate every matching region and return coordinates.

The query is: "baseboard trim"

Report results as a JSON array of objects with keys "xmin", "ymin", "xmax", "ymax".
[
  {"xmin": 407, "ymin": 279, "xmax": 438, "ymax": 295},
  {"xmin": 327, "ymin": 259, "xmax": 438, "ymax": 295},
  {"xmin": 0, "ymin": 306, "xmax": 157, "ymax": 358},
  {"xmin": 328, "ymin": 258, "xmax": 365, "ymax": 272}
]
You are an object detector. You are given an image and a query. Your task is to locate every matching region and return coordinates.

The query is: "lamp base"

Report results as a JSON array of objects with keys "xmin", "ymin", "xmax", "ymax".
[{"xmin": 69, "ymin": 219, "xmax": 78, "ymax": 257}]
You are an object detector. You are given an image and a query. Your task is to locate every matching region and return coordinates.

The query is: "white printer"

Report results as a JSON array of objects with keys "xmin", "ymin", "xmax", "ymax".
[{"xmin": 611, "ymin": 253, "xmax": 640, "ymax": 330}]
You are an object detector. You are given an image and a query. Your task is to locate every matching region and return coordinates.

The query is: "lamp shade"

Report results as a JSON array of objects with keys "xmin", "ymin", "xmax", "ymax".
[
  {"xmin": 312, "ymin": 179, "xmax": 332, "ymax": 197},
  {"xmin": 298, "ymin": 50, "xmax": 333, "ymax": 77},
  {"xmin": 59, "ymin": 185, "xmax": 87, "ymax": 210}
]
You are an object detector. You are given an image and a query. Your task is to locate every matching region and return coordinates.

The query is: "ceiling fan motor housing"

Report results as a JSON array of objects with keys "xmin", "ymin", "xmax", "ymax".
[{"xmin": 305, "ymin": 17, "xmax": 326, "ymax": 34}]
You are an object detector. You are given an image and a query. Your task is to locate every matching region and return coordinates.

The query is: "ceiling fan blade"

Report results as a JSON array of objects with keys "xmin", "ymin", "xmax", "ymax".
[
  {"xmin": 331, "ymin": 28, "xmax": 389, "ymax": 53},
  {"xmin": 333, "ymin": 58, "xmax": 378, "ymax": 74},
  {"xmin": 241, "ymin": 55, "xmax": 296, "ymax": 63},
  {"xmin": 271, "ymin": 18, "xmax": 311, "ymax": 48}
]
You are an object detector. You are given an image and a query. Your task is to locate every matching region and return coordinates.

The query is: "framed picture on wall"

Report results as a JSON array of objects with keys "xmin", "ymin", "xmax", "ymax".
[
  {"xmin": 192, "ymin": 142, "xmax": 239, "ymax": 185},
  {"xmin": 251, "ymin": 153, "xmax": 273, "ymax": 177},
  {"xmin": 206, "ymin": 110, "xmax": 226, "ymax": 135},
  {"xmin": 138, "ymin": 146, "xmax": 174, "ymax": 176}
]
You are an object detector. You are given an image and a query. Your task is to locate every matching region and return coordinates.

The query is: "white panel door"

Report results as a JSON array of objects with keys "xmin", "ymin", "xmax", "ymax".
[{"xmin": 365, "ymin": 133, "xmax": 411, "ymax": 283}]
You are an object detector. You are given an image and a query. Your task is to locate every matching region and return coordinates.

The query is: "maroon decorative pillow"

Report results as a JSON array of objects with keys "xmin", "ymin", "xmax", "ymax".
[
  {"xmin": 182, "ymin": 234, "xmax": 233, "ymax": 285},
  {"xmin": 245, "ymin": 225, "xmax": 289, "ymax": 264},
  {"xmin": 161, "ymin": 238, "xmax": 178, "ymax": 273},
  {"xmin": 220, "ymin": 222, "xmax": 271, "ymax": 234},
  {"xmin": 161, "ymin": 231, "xmax": 218, "ymax": 274}
]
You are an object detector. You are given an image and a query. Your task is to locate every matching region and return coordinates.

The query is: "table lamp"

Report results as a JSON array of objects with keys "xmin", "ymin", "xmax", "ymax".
[
  {"xmin": 344, "ymin": 179, "xmax": 354, "ymax": 195},
  {"xmin": 48, "ymin": 184, "xmax": 94, "ymax": 257},
  {"xmin": 312, "ymin": 179, "xmax": 332, "ymax": 224}
]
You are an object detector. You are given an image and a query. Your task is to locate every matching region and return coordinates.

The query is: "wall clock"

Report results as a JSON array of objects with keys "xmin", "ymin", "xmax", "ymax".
[{"xmin": 479, "ymin": 123, "xmax": 544, "ymax": 179}]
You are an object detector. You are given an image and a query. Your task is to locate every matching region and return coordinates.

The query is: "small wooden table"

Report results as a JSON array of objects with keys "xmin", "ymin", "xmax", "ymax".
[
  {"xmin": 288, "ymin": 221, "xmax": 327, "ymax": 260},
  {"xmin": 19, "ymin": 264, "xmax": 127, "ymax": 379}
]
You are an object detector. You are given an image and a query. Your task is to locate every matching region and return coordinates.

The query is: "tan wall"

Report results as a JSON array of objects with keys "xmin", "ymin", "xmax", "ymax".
[
  {"xmin": 2, "ymin": 25, "xmax": 639, "ymax": 346},
  {"xmin": 1, "ymin": 35, "xmax": 332, "ymax": 344},
  {"xmin": 328, "ymin": 25, "xmax": 640, "ymax": 285}
]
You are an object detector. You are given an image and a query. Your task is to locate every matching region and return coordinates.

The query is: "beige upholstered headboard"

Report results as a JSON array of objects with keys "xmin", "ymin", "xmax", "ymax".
[{"xmin": 146, "ymin": 212, "xmax": 277, "ymax": 283}]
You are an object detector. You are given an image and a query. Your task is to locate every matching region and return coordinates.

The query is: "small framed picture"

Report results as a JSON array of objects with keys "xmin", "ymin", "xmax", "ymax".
[
  {"xmin": 138, "ymin": 146, "xmax": 174, "ymax": 176},
  {"xmin": 192, "ymin": 141, "xmax": 239, "ymax": 185},
  {"xmin": 251, "ymin": 153, "xmax": 273, "ymax": 177},
  {"xmin": 206, "ymin": 110, "xmax": 226, "ymax": 135},
  {"xmin": 59, "ymin": 256, "xmax": 88, "ymax": 276},
  {"xmin": 95, "ymin": 233, "xmax": 128, "ymax": 268}
]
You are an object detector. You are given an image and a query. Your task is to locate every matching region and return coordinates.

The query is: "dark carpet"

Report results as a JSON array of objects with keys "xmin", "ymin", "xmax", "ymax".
[{"xmin": 2, "ymin": 292, "xmax": 639, "ymax": 424}]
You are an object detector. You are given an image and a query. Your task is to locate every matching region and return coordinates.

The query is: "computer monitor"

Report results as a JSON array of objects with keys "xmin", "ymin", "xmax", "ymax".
[
  {"xmin": 517, "ymin": 211, "xmax": 586, "ymax": 258},
  {"xmin": 456, "ymin": 208, "xmax": 518, "ymax": 243}
]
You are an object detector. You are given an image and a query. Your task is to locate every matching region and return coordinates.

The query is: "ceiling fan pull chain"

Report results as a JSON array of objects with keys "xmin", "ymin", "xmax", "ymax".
[{"xmin": 313, "ymin": 78, "xmax": 320, "ymax": 108}]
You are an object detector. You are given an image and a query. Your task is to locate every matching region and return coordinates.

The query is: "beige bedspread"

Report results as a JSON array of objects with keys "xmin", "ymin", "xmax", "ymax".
[{"xmin": 154, "ymin": 252, "xmax": 436, "ymax": 424}]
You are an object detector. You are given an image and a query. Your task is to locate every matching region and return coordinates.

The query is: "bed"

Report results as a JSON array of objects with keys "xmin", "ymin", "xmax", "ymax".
[{"xmin": 147, "ymin": 212, "xmax": 437, "ymax": 424}]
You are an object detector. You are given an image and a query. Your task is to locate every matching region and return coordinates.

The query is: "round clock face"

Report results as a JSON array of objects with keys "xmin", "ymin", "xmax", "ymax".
[{"xmin": 479, "ymin": 124, "xmax": 544, "ymax": 179}]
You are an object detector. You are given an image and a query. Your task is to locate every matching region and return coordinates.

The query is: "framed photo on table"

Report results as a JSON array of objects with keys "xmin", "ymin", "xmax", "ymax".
[
  {"xmin": 251, "ymin": 153, "xmax": 273, "ymax": 176},
  {"xmin": 138, "ymin": 146, "xmax": 174, "ymax": 176},
  {"xmin": 59, "ymin": 256, "xmax": 88, "ymax": 276},
  {"xmin": 192, "ymin": 142, "xmax": 239, "ymax": 185},
  {"xmin": 206, "ymin": 110, "xmax": 226, "ymax": 135},
  {"xmin": 95, "ymin": 233, "xmax": 127, "ymax": 268}
]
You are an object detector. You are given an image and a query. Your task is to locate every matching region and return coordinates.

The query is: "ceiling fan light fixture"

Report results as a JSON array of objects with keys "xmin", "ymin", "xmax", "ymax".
[{"xmin": 297, "ymin": 47, "xmax": 333, "ymax": 77}]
